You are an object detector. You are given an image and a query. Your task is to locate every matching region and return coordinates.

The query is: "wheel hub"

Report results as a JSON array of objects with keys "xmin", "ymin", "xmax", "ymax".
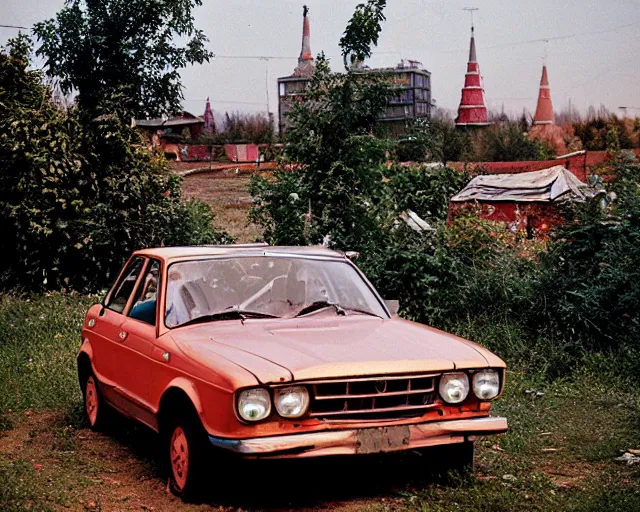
[
  {"xmin": 170, "ymin": 426, "xmax": 189, "ymax": 490},
  {"xmin": 85, "ymin": 377, "xmax": 99, "ymax": 426}
]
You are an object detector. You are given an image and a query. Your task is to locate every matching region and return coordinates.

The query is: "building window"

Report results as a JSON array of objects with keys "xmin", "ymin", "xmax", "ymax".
[{"xmin": 389, "ymin": 90, "xmax": 413, "ymax": 104}]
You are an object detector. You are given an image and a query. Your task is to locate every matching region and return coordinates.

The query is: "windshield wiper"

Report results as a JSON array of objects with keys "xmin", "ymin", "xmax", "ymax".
[
  {"xmin": 177, "ymin": 310, "xmax": 279, "ymax": 328},
  {"xmin": 294, "ymin": 301, "xmax": 346, "ymax": 318},
  {"xmin": 341, "ymin": 307, "xmax": 382, "ymax": 318}
]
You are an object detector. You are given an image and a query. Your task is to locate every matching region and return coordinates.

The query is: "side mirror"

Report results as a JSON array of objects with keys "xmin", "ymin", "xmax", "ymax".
[
  {"xmin": 345, "ymin": 251, "xmax": 360, "ymax": 260},
  {"xmin": 384, "ymin": 299, "xmax": 400, "ymax": 316}
]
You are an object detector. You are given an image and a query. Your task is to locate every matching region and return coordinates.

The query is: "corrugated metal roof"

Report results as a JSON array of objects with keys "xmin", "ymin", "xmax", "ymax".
[
  {"xmin": 451, "ymin": 166, "xmax": 598, "ymax": 203},
  {"xmin": 135, "ymin": 113, "xmax": 204, "ymax": 129}
]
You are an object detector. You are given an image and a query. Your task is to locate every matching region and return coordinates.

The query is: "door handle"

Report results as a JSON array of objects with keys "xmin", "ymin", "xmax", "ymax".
[{"xmin": 119, "ymin": 331, "xmax": 128, "ymax": 341}]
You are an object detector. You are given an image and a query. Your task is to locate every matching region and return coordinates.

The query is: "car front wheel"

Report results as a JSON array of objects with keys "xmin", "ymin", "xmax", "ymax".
[
  {"xmin": 446, "ymin": 440, "xmax": 474, "ymax": 474},
  {"xmin": 166, "ymin": 413, "xmax": 208, "ymax": 500}
]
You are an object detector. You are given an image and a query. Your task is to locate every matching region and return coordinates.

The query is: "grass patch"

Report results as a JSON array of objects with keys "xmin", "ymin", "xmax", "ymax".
[
  {"xmin": 0, "ymin": 293, "xmax": 96, "ymax": 412},
  {"xmin": 0, "ymin": 293, "xmax": 639, "ymax": 510},
  {"xmin": 403, "ymin": 370, "xmax": 640, "ymax": 511}
]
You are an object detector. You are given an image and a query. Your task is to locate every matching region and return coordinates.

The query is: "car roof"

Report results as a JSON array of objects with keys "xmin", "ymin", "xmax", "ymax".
[{"xmin": 132, "ymin": 244, "xmax": 347, "ymax": 263}]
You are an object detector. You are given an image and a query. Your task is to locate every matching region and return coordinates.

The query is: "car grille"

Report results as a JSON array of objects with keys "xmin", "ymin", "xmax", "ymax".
[{"xmin": 306, "ymin": 374, "xmax": 441, "ymax": 420}]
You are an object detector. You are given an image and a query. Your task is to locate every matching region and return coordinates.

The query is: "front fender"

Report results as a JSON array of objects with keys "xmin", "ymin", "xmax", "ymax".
[
  {"xmin": 160, "ymin": 377, "xmax": 204, "ymax": 415},
  {"xmin": 78, "ymin": 337, "xmax": 94, "ymax": 361}
]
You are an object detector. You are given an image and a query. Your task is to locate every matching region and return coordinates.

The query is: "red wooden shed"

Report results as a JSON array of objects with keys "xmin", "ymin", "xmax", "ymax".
[{"xmin": 448, "ymin": 166, "xmax": 601, "ymax": 236}]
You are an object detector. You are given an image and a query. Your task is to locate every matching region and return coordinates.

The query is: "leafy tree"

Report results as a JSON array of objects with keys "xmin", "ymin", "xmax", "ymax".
[
  {"xmin": 251, "ymin": 0, "xmax": 393, "ymax": 251},
  {"xmin": 383, "ymin": 165, "xmax": 470, "ymax": 221},
  {"xmin": 339, "ymin": 0, "xmax": 387, "ymax": 70},
  {"xmin": 394, "ymin": 119, "xmax": 444, "ymax": 163},
  {"xmin": 431, "ymin": 119, "xmax": 474, "ymax": 163},
  {"xmin": 0, "ymin": 37, "xmax": 229, "ymax": 292},
  {"xmin": 476, "ymin": 124, "xmax": 554, "ymax": 162},
  {"xmin": 221, "ymin": 112, "xmax": 274, "ymax": 144},
  {"xmin": 34, "ymin": 0, "xmax": 212, "ymax": 119},
  {"xmin": 573, "ymin": 116, "xmax": 633, "ymax": 151},
  {"xmin": 250, "ymin": 55, "xmax": 394, "ymax": 249}
]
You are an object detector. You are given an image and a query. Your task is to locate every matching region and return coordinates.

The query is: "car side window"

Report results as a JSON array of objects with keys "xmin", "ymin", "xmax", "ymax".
[
  {"xmin": 128, "ymin": 260, "xmax": 161, "ymax": 326},
  {"xmin": 105, "ymin": 257, "xmax": 145, "ymax": 314}
]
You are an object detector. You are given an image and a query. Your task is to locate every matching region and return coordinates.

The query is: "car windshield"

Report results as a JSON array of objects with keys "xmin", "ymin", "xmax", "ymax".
[{"xmin": 164, "ymin": 256, "xmax": 387, "ymax": 328}]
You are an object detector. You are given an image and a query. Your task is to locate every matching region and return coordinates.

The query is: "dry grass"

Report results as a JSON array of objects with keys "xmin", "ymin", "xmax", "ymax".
[{"xmin": 180, "ymin": 168, "xmax": 261, "ymax": 243}]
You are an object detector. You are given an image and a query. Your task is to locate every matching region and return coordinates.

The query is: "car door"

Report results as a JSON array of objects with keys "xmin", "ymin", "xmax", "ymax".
[
  {"xmin": 89, "ymin": 256, "xmax": 145, "ymax": 393},
  {"xmin": 117, "ymin": 259, "xmax": 162, "ymax": 422}
]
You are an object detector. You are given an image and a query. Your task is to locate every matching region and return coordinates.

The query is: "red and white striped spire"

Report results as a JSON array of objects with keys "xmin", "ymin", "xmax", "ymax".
[
  {"xmin": 456, "ymin": 23, "xmax": 490, "ymax": 127},
  {"xmin": 533, "ymin": 65, "xmax": 555, "ymax": 125}
]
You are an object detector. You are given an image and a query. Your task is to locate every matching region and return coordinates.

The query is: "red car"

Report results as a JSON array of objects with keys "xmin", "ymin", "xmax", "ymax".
[{"xmin": 79, "ymin": 245, "xmax": 507, "ymax": 499}]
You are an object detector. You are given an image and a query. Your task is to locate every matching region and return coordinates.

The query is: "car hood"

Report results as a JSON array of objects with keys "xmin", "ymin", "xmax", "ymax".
[{"xmin": 170, "ymin": 314, "xmax": 505, "ymax": 384}]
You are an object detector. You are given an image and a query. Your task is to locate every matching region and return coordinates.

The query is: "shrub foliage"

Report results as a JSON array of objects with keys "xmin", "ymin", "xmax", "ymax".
[{"xmin": 0, "ymin": 37, "xmax": 229, "ymax": 292}]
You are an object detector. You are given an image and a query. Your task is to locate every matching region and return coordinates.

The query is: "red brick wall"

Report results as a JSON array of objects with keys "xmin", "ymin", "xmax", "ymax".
[
  {"xmin": 446, "ymin": 150, "xmax": 640, "ymax": 183},
  {"xmin": 160, "ymin": 143, "xmax": 281, "ymax": 163}
]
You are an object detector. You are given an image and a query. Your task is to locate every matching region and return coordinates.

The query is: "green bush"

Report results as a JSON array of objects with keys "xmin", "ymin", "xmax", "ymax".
[
  {"xmin": 573, "ymin": 116, "xmax": 634, "ymax": 151},
  {"xmin": 535, "ymin": 159, "xmax": 640, "ymax": 356},
  {"xmin": 0, "ymin": 39, "xmax": 230, "ymax": 293},
  {"xmin": 165, "ymin": 200, "xmax": 235, "ymax": 247},
  {"xmin": 476, "ymin": 124, "xmax": 555, "ymax": 162},
  {"xmin": 383, "ymin": 164, "xmax": 470, "ymax": 221}
]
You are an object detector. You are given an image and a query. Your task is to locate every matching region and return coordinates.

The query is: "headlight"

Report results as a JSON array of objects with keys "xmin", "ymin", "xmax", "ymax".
[
  {"xmin": 237, "ymin": 388, "xmax": 271, "ymax": 422},
  {"xmin": 274, "ymin": 386, "xmax": 310, "ymax": 418},
  {"xmin": 473, "ymin": 369, "xmax": 501, "ymax": 400},
  {"xmin": 439, "ymin": 372, "xmax": 470, "ymax": 404}
]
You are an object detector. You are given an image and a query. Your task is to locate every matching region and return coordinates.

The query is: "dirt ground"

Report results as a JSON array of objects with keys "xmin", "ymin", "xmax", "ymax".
[
  {"xmin": 4, "ymin": 402, "xmax": 634, "ymax": 512},
  {"xmin": 179, "ymin": 167, "xmax": 261, "ymax": 243},
  {"xmin": 0, "ymin": 409, "xmax": 444, "ymax": 512}
]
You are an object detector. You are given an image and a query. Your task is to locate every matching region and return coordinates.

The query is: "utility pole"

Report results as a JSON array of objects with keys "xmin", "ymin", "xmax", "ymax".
[{"xmin": 260, "ymin": 57, "xmax": 270, "ymax": 117}]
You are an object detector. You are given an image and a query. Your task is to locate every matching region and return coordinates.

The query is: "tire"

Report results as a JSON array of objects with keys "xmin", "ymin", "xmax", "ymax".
[
  {"xmin": 432, "ymin": 441, "xmax": 474, "ymax": 482},
  {"xmin": 446, "ymin": 440, "xmax": 474, "ymax": 475},
  {"xmin": 83, "ymin": 374, "xmax": 112, "ymax": 431},
  {"xmin": 415, "ymin": 441, "xmax": 474, "ymax": 483},
  {"xmin": 166, "ymin": 410, "xmax": 209, "ymax": 501}
]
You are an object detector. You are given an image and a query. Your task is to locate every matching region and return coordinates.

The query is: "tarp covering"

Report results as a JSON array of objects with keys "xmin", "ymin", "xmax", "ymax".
[{"xmin": 451, "ymin": 166, "xmax": 596, "ymax": 203}]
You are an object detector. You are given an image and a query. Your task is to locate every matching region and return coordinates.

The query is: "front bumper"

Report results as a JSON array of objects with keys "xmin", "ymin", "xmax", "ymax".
[{"xmin": 209, "ymin": 416, "xmax": 508, "ymax": 459}]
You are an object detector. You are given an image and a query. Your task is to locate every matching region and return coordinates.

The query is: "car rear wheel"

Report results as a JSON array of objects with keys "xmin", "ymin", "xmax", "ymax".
[
  {"xmin": 166, "ymin": 412, "xmax": 208, "ymax": 500},
  {"xmin": 83, "ymin": 374, "xmax": 111, "ymax": 431}
]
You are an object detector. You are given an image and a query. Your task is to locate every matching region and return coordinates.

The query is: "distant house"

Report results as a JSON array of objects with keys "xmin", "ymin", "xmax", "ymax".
[{"xmin": 134, "ymin": 111, "xmax": 205, "ymax": 142}]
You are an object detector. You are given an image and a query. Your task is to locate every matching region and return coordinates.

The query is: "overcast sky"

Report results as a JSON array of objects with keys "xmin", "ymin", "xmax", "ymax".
[{"xmin": 2, "ymin": 0, "xmax": 640, "ymax": 120}]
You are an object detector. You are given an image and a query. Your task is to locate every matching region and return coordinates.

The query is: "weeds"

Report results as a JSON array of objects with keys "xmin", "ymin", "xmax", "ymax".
[{"xmin": 0, "ymin": 293, "xmax": 95, "ymax": 412}]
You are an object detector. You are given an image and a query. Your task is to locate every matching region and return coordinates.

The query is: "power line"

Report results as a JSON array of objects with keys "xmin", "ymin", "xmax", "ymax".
[
  {"xmin": 183, "ymin": 98, "xmax": 266, "ymax": 106},
  {"xmin": 438, "ymin": 20, "xmax": 640, "ymax": 53},
  {"xmin": 0, "ymin": 24, "xmax": 30, "ymax": 30},
  {"xmin": 485, "ymin": 21, "xmax": 640, "ymax": 49},
  {"xmin": 210, "ymin": 51, "xmax": 393, "ymax": 61},
  {"xmin": 212, "ymin": 54, "xmax": 295, "ymax": 60}
]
